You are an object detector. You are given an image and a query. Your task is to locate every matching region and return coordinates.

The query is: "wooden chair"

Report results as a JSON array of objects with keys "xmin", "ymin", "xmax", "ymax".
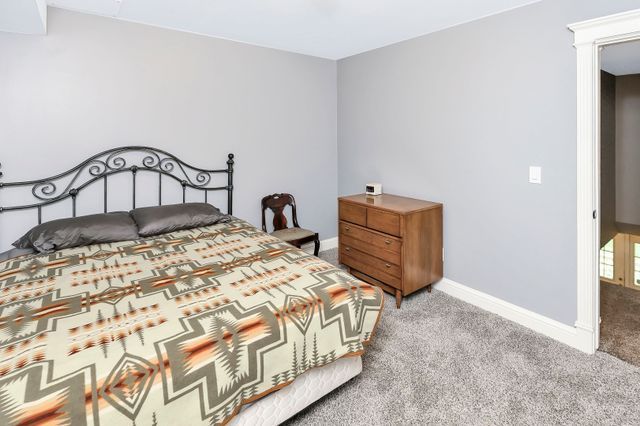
[{"xmin": 261, "ymin": 193, "xmax": 320, "ymax": 256}]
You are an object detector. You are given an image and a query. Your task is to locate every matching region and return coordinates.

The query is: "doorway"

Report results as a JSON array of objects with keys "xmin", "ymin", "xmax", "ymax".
[
  {"xmin": 569, "ymin": 9, "xmax": 640, "ymax": 355},
  {"xmin": 599, "ymin": 39, "xmax": 640, "ymax": 365}
]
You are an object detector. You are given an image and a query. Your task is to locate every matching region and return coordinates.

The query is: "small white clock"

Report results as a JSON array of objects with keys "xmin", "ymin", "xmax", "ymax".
[{"xmin": 365, "ymin": 183, "xmax": 382, "ymax": 196}]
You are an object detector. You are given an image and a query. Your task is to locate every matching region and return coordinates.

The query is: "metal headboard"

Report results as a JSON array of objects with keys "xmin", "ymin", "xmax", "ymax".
[{"xmin": 0, "ymin": 146, "xmax": 235, "ymax": 225}]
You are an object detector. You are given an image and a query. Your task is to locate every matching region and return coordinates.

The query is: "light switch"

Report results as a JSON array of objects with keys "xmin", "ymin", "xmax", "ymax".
[{"xmin": 529, "ymin": 166, "xmax": 542, "ymax": 184}]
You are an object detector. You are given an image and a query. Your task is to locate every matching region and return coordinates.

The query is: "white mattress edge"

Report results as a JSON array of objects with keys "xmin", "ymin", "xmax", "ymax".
[{"xmin": 229, "ymin": 356, "xmax": 363, "ymax": 426}]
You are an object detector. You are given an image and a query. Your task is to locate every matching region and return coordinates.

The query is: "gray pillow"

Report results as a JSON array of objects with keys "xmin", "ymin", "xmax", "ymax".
[
  {"xmin": 130, "ymin": 203, "xmax": 229, "ymax": 237},
  {"xmin": 13, "ymin": 212, "xmax": 138, "ymax": 253},
  {"xmin": 0, "ymin": 247, "xmax": 35, "ymax": 262}
]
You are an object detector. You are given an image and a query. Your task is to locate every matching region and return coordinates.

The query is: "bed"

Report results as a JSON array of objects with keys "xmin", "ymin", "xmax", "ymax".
[{"xmin": 0, "ymin": 147, "xmax": 383, "ymax": 425}]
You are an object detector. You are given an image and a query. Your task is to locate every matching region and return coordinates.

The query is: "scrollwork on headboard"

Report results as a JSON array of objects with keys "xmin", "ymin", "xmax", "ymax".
[{"xmin": 0, "ymin": 146, "xmax": 235, "ymax": 224}]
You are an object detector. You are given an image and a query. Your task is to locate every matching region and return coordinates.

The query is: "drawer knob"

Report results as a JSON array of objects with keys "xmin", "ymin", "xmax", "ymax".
[
  {"xmin": 345, "ymin": 226, "xmax": 351, "ymax": 231},
  {"xmin": 385, "ymin": 263, "xmax": 391, "ymax": 268},
  {"xmin": 384, "ymin": 239, "xmax": 391, "ymax": 245},
  {"xmin": 345, "ymin": 247, "xmax": 351, "ymax": 252}
]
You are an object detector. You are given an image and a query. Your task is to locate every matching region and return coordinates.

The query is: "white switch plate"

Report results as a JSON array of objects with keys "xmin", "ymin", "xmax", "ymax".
[{"xmin": 529, "ymin": 166, "xmax": 542, "ymax": 184}]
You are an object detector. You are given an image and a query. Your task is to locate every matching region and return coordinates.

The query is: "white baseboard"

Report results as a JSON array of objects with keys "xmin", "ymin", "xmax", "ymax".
[
  {"xmin": 301, "ymin": 237, "xmax": 338, "ymax": 254},
  {"xmin": 434, "ymin": 278, "xmax": 595, "ymax": 354},
  {"xmin": 319, "ymin": 237, "xmax": 338, "ymax": 251}
]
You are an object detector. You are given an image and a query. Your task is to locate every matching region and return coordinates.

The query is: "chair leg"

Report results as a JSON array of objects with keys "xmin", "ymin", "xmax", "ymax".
[{"xmin": 313, "ymin": 235, "xmax": 320, "ymax": 256}]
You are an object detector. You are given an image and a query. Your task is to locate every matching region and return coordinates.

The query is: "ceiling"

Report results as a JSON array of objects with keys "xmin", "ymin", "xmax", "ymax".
[
  {"xmin": 26, "ymin": 0, "xmax": 542, "ymax": 59},
  {"xmin": 0, "ymin": 0, "xmax": 46, "ymax": 34},
  {"xmin": 601, "ymin": 40, "xmax": 640, "ymax": 76}
]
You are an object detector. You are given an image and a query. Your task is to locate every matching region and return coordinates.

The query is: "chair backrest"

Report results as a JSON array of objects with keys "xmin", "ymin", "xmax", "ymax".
[{"xmin": 261, "ymin": 193, "xmax": 299, "ymax": 232}]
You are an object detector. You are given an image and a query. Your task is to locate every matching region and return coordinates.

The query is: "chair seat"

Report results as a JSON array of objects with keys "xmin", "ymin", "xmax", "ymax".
[{"xmin": 271, "ymin": 227, "xmax": 316, "ymax": 242}]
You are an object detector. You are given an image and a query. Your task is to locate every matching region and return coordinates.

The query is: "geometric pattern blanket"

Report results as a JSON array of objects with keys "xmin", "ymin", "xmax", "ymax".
[{"xmin": 0, "ymin": 218, "xmax": 383, "ymax": 425}]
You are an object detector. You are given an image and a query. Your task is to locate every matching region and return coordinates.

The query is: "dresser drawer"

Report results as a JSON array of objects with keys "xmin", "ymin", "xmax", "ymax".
[
  {"xmin": 339, "ymin": 221, "xmax": 401, "ymax": 253},
  {"xmin": 339, "ymin": 234, "xmax": 401, "ymax": 265},
  {"xmin": 340, "ymin": 247, "xmax": 402, "ymax": 289},
  {"xmin": 340, "ymin": 245, "xmax": 401, "ymax": 278},
  {"xmin": 339, "ymin": 202, "xmax": 367, "ymax": 226},
  {"xmin": 367, "ymin": 208, "xmax": 401, "ymax": 237}
]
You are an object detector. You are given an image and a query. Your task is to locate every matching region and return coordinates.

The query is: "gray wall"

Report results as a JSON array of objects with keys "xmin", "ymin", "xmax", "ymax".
[
  {"xmin": 601, "ymin": 71, "xmax": 617, "ymax": 246},
  {"xmin": 0, "ymin": 7, "xmax": 337, "ymax": 249},
  {"xmin": 338, "ymin": 0, "xmax": 640, "ymax": 325},
  {"xmin": 616, "ymin": 74, "xmax": 640, "ymax": 227}
]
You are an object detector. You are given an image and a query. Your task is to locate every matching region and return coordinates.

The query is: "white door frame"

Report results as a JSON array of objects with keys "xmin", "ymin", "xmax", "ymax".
[{"xmin": 569, "ymin": 9, "xmax": 640, "ymax": 354}]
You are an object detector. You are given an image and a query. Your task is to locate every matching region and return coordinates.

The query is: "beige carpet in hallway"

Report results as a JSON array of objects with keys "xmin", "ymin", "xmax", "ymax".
[{"xmin": 600, "ymin": 281, "xmax": 640, "ymax": 367}]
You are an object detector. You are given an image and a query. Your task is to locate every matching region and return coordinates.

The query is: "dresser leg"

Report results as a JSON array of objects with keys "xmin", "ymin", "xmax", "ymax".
[
  {"xmin": 427, "ymin": 284, "xmax": 432, "ymax": 293},
  {"xmin": 395, "ymin": 289, "xmax": 402, "ymax": 309}
]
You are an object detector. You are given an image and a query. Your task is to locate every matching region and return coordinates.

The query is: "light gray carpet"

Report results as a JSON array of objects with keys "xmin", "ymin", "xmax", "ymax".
[
  {"xmin": 600, "ymin": 281, "xmax": 640, "ymax": 367},
  {"xmin": 284, "ymin": 248, "xmax": 640, "ymax": 425}
]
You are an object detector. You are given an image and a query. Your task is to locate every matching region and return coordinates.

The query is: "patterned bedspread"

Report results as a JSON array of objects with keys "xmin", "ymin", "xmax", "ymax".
[{"xmin": 0, "ymin": 219, "xmax": 383, "ymax": 425}]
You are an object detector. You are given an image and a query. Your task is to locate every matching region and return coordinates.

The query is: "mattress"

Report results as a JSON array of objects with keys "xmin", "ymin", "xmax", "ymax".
[
  {"xmin": 0, "ymin": 218, "xmax": 383, "ymax": 425},
  {"xmin": 231, "ymin": 355, "xmax": 362, "ymax": 426}
]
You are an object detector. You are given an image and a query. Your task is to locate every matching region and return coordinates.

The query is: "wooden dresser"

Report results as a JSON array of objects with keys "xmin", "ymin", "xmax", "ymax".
[{"xmin": 338, "ymin": 193, "xmax": 443, "ymax": 308}]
